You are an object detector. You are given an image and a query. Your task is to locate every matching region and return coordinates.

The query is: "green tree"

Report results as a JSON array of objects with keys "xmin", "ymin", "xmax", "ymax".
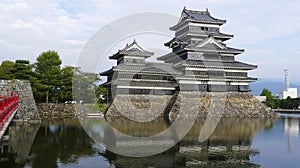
[
  {"xmin": 280, "ymin": 96, "xmax": 299, "ymax": 109},
  {"xmin": 31, "ymin": 78, "xmax": 51, "ymax": 103},
  {"xmin": 35, "ymin": 51, "xmax": 62, "ymax": 103},
  {"xmin": 0, "ymin": 60, "xmax": 15, "ymax": 79},
  {"xmin": 59, "ymin": 66, "xmax": 75, "ymax": 102},
  {"xmin": 260, "ymin": 88, "xmax": 274, "ymax": 101},
  {"xmin": 9, "ymin": 60, "xmax": 34, "ymax": 80},
  {"xmin": 96, "ymin": 85, "xmax": 109, "ymax": 103}
]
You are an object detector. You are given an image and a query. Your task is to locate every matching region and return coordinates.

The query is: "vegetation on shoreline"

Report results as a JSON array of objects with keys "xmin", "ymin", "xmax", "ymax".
[
  {"xmin": 0, "ymin": 50, "xmax": 108, "ymax": 105},
  {"xmin": 260, "ymin": 88, "xmax": 300, "ymax": 109}
]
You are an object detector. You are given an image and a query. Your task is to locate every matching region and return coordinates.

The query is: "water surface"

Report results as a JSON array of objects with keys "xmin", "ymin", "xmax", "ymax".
[{"xmin": 0, "ymin": 115, "xmax": 299, "ymax": 168}]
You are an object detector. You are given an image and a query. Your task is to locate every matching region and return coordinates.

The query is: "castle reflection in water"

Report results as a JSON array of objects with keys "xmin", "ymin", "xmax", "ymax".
[
  {"xmin": 83, "ymin": 117, "xmax": 273, "ymax": 168},
  {"xmin": 2, "ymin": 115, "xmax": 300, "ymax": 167},
  {"xmin": 0, "ymin": 117, "xmax": 274, "ymax": 168}
]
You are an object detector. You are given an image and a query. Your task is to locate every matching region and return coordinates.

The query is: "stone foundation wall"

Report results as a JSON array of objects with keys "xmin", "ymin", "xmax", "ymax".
[
  {"xmin": 0, "ymin": 80, "xmax": 40, "ymax": 121},
  {"xmin": 37, "ymin": 103, "xmax": 76, "ymax": 119},
  {"xmin": 168, "ymin": 91, "xmax": 277, "ymax": 119},
  {"xmin": 105, "ymin": 94, "xmax": 173, "ymax": 119},
  {"xmin": 105, "ymin": 92, "xmax": 278, "ymax": 119}
]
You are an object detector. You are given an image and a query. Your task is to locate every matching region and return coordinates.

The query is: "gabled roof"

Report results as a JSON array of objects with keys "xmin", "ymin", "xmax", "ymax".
[
  {"xmin": 183, "ymin": 8, "xmax": 226, "ymax": 24},
  {"xmin": 109, "ymin": 40, "xmax": 154, "ymax": 59},
  {"xmin": 196, "ymin": 37, "xmax": 226, "ymax": 49},
  {"xmin": 185, "ymin": 37, "xmax": 244, "ymax": 55},
  {"xmin": 170, "ymin": 8, "xmax": 226, "ymax": 30}
]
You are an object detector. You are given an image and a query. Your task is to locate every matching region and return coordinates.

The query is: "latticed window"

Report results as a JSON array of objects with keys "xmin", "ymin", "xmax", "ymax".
[{"xmin": 225, "ymin": 72, "xmax": 247, "ymax": 77}]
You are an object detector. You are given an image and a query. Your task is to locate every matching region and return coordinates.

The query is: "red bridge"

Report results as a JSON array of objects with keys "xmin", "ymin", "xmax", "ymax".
[{"xmin": 0, "ymin": 93, "xmax": 19, "ymax": 140}]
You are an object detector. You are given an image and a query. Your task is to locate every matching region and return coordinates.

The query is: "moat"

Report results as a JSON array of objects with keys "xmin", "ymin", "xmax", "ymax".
[{"xmin": 0, "ymin": 114, "xmax": 299, "ymax": 168}]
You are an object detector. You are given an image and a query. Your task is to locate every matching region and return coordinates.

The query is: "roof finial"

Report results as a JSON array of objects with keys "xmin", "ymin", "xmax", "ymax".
[
  {"xmin": 206, "ymin": 8, "xmax": 209, "ymax": 13},
  {"xmin": 126, "ymin": 43, "xmax": 128, "ymax": 47},
  {"xmin": 133, "ymin": 39, "xmax": 136, "ymax": 43}
]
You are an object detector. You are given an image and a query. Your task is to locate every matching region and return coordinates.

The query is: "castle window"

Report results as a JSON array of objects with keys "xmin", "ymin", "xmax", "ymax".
[
  {"xmin": 209, "ymin": 28, "xmax": 218, "ymax": 32},
  {"xmin": 201, "ymin": 27, "xmax": 208, "ymax": 31}
]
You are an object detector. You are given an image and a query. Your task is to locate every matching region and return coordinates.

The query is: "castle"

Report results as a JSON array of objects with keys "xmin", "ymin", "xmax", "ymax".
[
  {"xmin": 101, "ymin": 8, "xmax": 257, "ymax": 95},
  {"xmin": 101, "ymin": 8, "xmax": 276, "ymax": 118}
]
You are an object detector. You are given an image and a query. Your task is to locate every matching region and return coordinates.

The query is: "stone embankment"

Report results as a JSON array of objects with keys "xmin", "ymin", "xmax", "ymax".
[
  {"xmin": 37, "ymin": 103, "xmax": 107, "ymax": 119},
  {"xmin": 168, "ymin": 92, "xmax": 277, "ymax": 119},
  {"xmin": 0, "ymin": 80, "xmax": 40, "ymax": 121},
  {"xmin": 37, "ymin": 103, "xmax": 76, "ymax": 119},
  {"xmin": 105, "ymin": 91, "xmax": 278, "ymax": 119},
  {"xmin": 105, "ymin": 94, "xmax": 173, "ymax": 119}
]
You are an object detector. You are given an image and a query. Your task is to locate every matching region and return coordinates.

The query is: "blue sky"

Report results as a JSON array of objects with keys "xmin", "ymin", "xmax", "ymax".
[{"xmin": 0, "ymin": 0, "xmax": 300, "ymax": 84}]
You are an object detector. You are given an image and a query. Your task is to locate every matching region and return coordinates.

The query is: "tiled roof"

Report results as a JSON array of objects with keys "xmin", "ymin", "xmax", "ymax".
[
  {"xmin": 100, "ymin": 67, "xmax": 114, "ymax": 76},
  {"xmin": 185, "ymin": 42, "xmax": 244, "ymax": 55},
  {"xmin": 175, "ymin": 76, "xmax": 257, "ymax": 82},
  {"xmin": 178, "ymin": 60, "xmax": 257, "ymax": 70},
  {"xmin": 182, "ymin": 8, "xmax": 226, "ymax": 25},
  {"xmin": 203, "ymin": 32, "xmax": 233, "ymax": 40},
  {"xmin": 109, "ymin": 40, "xmax": 154, "ymax": 59},
  {"xmin": 101, "ymin": 62, "xmax": 181, "ymax": 76}
]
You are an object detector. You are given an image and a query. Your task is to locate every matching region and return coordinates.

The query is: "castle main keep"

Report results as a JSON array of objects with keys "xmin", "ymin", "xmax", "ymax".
[
  {"xmin": 101, "ymin": 8, "xmax": 257, "ymax": 95},
  {"xmin": 101, "ymin": 8, "xmax": 276, "ymax": 118}
]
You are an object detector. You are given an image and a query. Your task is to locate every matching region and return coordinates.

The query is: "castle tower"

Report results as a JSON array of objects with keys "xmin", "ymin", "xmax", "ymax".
[
  {"xmin": 100, "ymin": 40, "xmax": 178, "ymax": 95},
  {"xmin": 158, "ymin": 8, "xmax": 257, "ymax": 92}
]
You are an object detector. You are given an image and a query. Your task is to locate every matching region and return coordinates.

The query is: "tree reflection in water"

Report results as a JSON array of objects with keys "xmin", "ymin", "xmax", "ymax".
[{"xmin": 26, "ymin": 119, "xmax": 96, "ymax": 168}]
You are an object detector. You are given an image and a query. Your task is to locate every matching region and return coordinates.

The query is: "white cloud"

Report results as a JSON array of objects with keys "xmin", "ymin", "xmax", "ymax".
[
  {"xmin": 11, "ymin": 19, "xmax": 32, "ymax": 28},
  {"xmin": 0, "ymin": 0, "xmax": 299, "ymax": 83},
  {"xmin": 0, "ymin": 2, "xmax": 27, "ymax": 10}
]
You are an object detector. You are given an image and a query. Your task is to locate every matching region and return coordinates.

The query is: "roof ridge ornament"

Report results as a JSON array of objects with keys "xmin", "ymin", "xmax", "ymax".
[
  {"xmin": 183, "ymin": 7, "xmax": 190, "ymax": 17},
  {"xmin": 184, "ymin": 8, "xmax": 210, "ymax": 15},
  {"xmin": 206, "ymin": 8, "xmax": 210, "ymax": 14}
]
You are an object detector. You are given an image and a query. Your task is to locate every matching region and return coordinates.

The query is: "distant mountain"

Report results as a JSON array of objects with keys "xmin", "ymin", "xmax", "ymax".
[{"xmin": 250, "ymin": 78, "xmax": 300, "ymax": 96}]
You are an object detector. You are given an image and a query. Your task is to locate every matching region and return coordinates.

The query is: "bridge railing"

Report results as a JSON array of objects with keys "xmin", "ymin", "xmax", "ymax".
[{"xmin": 0, "ymin": 93, "xmax": 19, "ymax": 130}]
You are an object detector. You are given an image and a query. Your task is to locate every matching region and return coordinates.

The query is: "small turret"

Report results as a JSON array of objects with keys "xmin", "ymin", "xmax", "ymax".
[{"xmin": 109, "ymin": 40, "xmax": 154, "ymax": 65}]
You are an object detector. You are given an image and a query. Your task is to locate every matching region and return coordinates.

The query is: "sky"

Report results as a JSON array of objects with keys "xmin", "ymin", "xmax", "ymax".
[{"xmin": 0, "ymin": 0, "xmax": 300, "ymax": 84}]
